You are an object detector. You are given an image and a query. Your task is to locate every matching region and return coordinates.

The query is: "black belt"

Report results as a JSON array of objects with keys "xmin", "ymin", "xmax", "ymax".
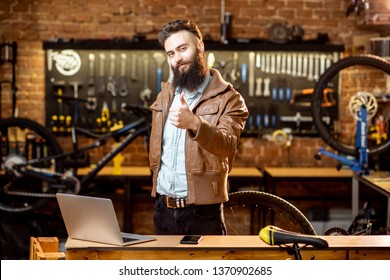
[{"xmin": 158, "ymin": 194, "xmax": 191, "ymax": 209}]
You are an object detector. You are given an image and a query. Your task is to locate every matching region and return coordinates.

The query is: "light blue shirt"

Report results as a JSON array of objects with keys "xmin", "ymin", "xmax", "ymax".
[{"xmin": 157, "ymin": 73, "xmax": 211, "ymax": 198}]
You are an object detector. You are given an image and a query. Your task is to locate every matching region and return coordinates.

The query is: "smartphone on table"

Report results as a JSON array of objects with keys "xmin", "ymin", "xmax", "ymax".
[{"xmin": 180, "ymin": 235, "xmax": 203, "ymax": 244}]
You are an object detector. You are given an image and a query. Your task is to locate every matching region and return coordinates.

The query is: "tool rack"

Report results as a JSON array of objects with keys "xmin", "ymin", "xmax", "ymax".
[{"xmin": 43, "ymin": 40, "xmax": 344, "ymax": 137}]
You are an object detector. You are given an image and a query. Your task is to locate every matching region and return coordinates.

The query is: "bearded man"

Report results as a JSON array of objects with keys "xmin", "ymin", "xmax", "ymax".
[{"xmin": 149, "ymin": 19, "xmax": 248, "ymax": 235}]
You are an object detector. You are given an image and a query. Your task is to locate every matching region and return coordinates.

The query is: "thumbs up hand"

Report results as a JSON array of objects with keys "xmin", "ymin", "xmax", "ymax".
[
  {"xmin": 169, "ymin": 92, "xmax": 200, "ymax": 132},
  {"xmin": 179, "ymin": 92, "xmax": 189, "ymax": 107}
]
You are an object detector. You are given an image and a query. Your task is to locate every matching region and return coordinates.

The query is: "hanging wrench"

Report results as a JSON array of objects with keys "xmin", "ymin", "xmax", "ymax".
[
  {"xmin": 86, "ymin": 53, "xmax": 97, "ymax": 110},
  {"xmin": 118, "ymin": 53, "xmax": 129, "ymax": 97},
  {"xmin": 139, "ymin": 53, "xmax": 152, "ymax": 105},
  {"xmin": 106, "ymin": 53, "xmax": 117, "ymax": 96},
  {"xmin": 153, "ymin": 52, "xmax": 166, "ymax": 93},
  {"xmin": 255, "ymin": 77, "xmax": 262, "ymax": 97}
]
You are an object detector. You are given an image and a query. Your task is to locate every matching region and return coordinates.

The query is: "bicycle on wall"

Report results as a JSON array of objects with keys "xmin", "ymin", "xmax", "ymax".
[{"xmin": 0, "ymin": 95, "xmax": 152, "ymax": 214}]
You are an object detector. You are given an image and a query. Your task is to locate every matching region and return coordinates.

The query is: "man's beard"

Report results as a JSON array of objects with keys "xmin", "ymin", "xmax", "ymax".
[{"xmin": 171, "ymin": 49, "xmax": 208, "ymax": 92}]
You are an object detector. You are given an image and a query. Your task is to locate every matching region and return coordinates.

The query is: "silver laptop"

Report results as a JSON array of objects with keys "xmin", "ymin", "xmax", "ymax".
[{"xmin": 56, "ymin": 193, "xmax": 156, "ymax": 246}]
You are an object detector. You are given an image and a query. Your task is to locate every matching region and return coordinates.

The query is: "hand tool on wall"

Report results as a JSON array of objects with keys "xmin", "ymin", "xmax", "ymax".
[
  {"xmin": 291, "ymin": 53, "xmax": 297, "ymax": 77},
  {"xmin": 207, "ymin": 52, "xmax": 215, "ymax": 68},
  {"xmin": 280, "ymin": 112, "xmax": 331, "ymax": 130},
  {"xmin": 229, "ymin": 52, "xmax": 241, "ymax": 89},
  {"xmin": 263, "ymin": 112, "xmax": 269, "ymax": 128},
  {"xmin": 313, "ymin": 54, "xmax": 320, "ymax": 81},
  {"xmin": 280, "ymin": 112, "xmax": 312, "ymax": 130},
  {"xmin": 255, "ymin": 52, "xmax": 261, "ymax": 68},
  {"xmin": 302, "ymin": 54, "xmax": 308, "ymax": 78},
  {"xmin": 272, "ymin": 87, "xmax": 277, "ymax": 101},
  {"xmin": 255, "ymin": 77, "xmax": 262, "ymax": 97},
  {"xmin": 265, "ymin": 53, "xmax": 271, "ymax": 73},
  {"xmin": 270, "ymin": 53, "xmax": 276, "ymax": 74},
  {"xmin": 86, "ymin": 53, "xmax": 98, "ymax": 111},
  {"xmin": 260, "ymin": 52, "xmax": 266, "ymax": 72},
  {"xmin": 153, "ymin": 52, "xmax": 166, "ymax": 93},
  {"xmin": 276, "ymin": 53, "xmax": 281, "ymax": 74},
  {"xmin": 319, "ymin": 54, "xmax": 327, "ymax": 76},
  {"xmin": 307, "ymin": 54, "xmax": 314, "ymax": 82},
  {"xmin": 280, "ymin": 53, "xmax": 286, "ymax": 74},
  {"xmin": 110, "ymin": 99, "xmax": 123, "ymax": 130},
  {"xmin": 96, "ymin": 101, "xmax": 111, "ymax": 133},
  {"xmin": 269, "ymin": 106, "xmax": 277, "ymax": 128},
  {"xmin": 278, "ymin": 86, "xmax": 284, "ymax": 102},
  {"xmin": 97, "ymin": 53, "xmax": 106, "ymax": 96},
  {"xmin": 297, "ymin": 53, "xmax": 303, "ymax": 77},
  {"xmin": 241, "ymin": 63, "xmax": 247, "ymax": 84},
  {"xmin": 130, "ymin": 53, "xmax": 138, "ymax": 82},
  {"xmin": 248, "ymin": 52, "xmax": 255, "ymax": 97},
  {"xmin": 290, "ymin": 88, "xmax": 336, "ymax": 107},
  {"xmin": 107, "ymin": 53, "xmax": 117, "ymax": 96},
  {"xmin": 139, "ymin": 53, "xmax": 152, "ymax": 105},
  {"xmin": 263, "ymin": 77, "xmax": 271, "ymax": 97},
  {"xmin": 285, "ymin": 53, "xmax": 292, "ymax": 75},
  {"xmin": 69, "ymin": 81, "xmax": 82, "ymax": 128},
  {"xmin": 326, "ymin": 54, "xmax": 333, "ymax": 70},
  {"xmin": 284, "ymin": 79, "xmax": 292, "ymax": 102},
  {"xmin": 118, "ymin": 53, "xmax": 129, "ymax": 97}
]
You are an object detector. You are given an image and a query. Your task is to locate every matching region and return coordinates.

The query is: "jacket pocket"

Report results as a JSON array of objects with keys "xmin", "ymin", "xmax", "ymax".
[{"xmin": 190, "ymin": 170, "xmax": 228, "ymax": 198}]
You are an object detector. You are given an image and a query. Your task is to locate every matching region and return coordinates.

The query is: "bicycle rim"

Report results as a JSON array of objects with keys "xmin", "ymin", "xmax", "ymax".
[
  {"xmin": 224, "ymin": 191, "xmax": 316, "ymax": 235},
  {"xmin": 312, "ymin": 54, "xmax": 390, "ymax": 157},
  {"xmin": 0, "ymin": 117, "xmax": 64, "ymax": 213}
]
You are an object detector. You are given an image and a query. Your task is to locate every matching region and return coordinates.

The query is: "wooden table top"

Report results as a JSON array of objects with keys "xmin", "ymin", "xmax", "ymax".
[
  {"xmin": 361, "ymin": 171, "xmax": 390, "ymax": 194},
  {"xmin": 264, "ymin": 167, "xmax": 353, "ymax": 178},
  {"xmin": 65, "ymin": 235, "xmax": 390, "ymax": 250},
  {"xmin": 65, "ymin": 235, "xmax": 390, "ymax": 260}
]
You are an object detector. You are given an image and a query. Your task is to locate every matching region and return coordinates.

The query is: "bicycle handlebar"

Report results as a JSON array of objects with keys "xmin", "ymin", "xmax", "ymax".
[{"xmin": 259, "ymin": 225, "xmax": 329, "ymax": 248}]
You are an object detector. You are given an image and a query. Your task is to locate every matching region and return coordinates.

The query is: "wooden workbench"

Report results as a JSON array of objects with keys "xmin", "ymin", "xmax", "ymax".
[{"xmin": 65, "ymin": 235, "xmax": 390, "ymax": 260}]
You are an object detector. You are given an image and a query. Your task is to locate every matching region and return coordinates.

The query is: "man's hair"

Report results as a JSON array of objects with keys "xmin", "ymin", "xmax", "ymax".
[{"xmin": 158, "ymin": 19, "xmax": 203, "ymax": 46}]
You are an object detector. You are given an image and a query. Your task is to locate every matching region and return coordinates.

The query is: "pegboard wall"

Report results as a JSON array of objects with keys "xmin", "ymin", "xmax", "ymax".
[{"xmin": 43, "ymin": 40, "xmax": 344, "ymax": 137}]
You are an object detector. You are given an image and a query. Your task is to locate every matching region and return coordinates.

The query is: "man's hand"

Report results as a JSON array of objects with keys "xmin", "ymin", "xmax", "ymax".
[{"xmin": 169, "ymin": 92, "xmax": 200, "ymax": 132}]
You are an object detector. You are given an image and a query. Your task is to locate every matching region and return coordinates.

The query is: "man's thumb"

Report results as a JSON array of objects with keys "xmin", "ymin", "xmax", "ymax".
[{"xmin": 180, "ymin": 93, "xmax": 188, "ymax": 106}]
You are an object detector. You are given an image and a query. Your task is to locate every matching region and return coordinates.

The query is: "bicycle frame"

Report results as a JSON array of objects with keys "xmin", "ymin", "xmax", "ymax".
[
  {"xmin": 78, "ymin": 119, "xmax": 150, "ymax": 186},
  {"xmin": 11, "ymin": 112, "xmax": 150, "ymax": 191}
]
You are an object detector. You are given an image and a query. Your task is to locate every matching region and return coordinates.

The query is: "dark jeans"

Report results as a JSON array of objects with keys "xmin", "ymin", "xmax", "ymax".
[{"xmin": 153, "ymin": 197, "xmax": 227, "ymax": 235}]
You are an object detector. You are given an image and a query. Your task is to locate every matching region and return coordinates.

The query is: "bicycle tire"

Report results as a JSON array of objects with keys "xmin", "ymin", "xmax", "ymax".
[
  {"xmin": 0, "ymin": 117, "xmax": 64, "ymax": 213},
  {"xmin": 312, "ymin": 54, "xmax": 390, "ymax": 157},
  {"xmin": 224, "ymin": 191, "xmax": 316, "ymax": 235}
]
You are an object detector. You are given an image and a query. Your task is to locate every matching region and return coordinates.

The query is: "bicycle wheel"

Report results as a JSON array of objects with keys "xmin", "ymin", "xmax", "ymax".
[
  {"xmin": 224, "ymin": 191, "xmax": 316, "ymax": 235},
  {"xmin": 312, "ymin": 54, "xmax": 390, "ymax": 157},
  {"xmin": 0, "ymin": 117, "xmax": 64, "ymax": 213}
]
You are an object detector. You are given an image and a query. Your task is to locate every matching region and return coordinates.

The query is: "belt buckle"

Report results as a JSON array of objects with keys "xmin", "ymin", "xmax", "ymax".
[
  {"xmin": 164, "ymin": 196, "xmax": 176, "ymax": 209},
  {"xmin": 164, "ymin": 196, "xmax": 186, "ymax": 208}
]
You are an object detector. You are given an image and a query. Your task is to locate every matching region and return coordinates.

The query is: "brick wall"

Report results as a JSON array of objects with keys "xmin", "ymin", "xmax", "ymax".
[{"xmin": 0, "ymin": 0, "xmax": 385, "ymax": 169}]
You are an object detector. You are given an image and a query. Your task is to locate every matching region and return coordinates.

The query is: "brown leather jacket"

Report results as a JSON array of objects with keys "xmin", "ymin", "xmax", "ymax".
[{"xmin": 149, "ymin": 69, "xmax": 249, "ymax": 205}]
